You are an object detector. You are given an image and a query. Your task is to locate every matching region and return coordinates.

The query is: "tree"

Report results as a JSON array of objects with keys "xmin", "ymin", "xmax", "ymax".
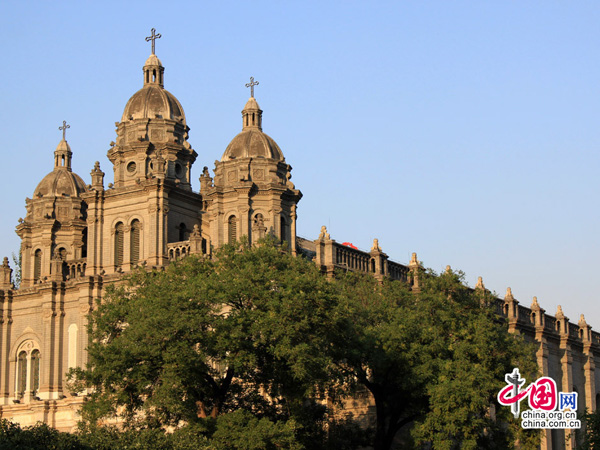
[
  {"xmin": 72, "ymin": 240, "xmax": 539, "ymax": 449},
  {"xmin": 11, "ymin": 250, "xmax": 21, "ymax": 289},
  {"xmin": 72, "ymin": 239, "xmax": 338, "ymax": 429},
  {"xmin": 329, "ymin": 269, "xmax": 539, "ymax": 450},
  {"xmin": 576, "ymin": 408, "xmax": 600, "ymax": 450}
]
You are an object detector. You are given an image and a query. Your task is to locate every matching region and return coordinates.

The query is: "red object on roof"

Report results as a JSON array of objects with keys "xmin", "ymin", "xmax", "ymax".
[{"xmin": 341, "ymin": 242, "xmax": 358, "ymax": 249}]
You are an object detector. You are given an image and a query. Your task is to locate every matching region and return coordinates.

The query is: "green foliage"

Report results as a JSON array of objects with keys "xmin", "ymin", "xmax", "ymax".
[
  {"xmin": 0, "ymin": 419, "xmax": 85, "ymax": 450},
  {"xmin": 11, "ymin": 250, "xmax": 21, "ymax": 289},
  {"xmin": 211, "ymin": 410, "xmax": 302, "ymax": 449},
  {"xmin": 69, "ymin": 239, "xmax": 540, "ymax": 450},
  {"xmin": 577, "ymin": 408, "xmax": 600, "ymax": 450},
  {"xmin": 74, "ymin": 239, "xmax": 338, "ymax": 428},
  {"xmin": 329, "ymin": 269, "xmax": 540, "ymax": 450}
]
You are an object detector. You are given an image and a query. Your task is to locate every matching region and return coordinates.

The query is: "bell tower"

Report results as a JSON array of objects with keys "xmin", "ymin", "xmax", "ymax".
[
  {"xmin": 83, "ymin": 29, "xmax": 203, "ymax": 275},
  {"xmin": 202, "ymin": 78, "xmax": 302, "ymax": 252},
  {"xmin": 17, "ymin": 122, "xmax": 88, "ymax": 287}
]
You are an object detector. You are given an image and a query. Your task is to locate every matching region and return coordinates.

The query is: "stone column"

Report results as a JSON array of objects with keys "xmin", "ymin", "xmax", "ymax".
[
  {"xmin": 504, "ymin": 288, "xmax": 520, "ymax": 333},
  {"xmin": 579, "ymin": 315, "xmax": 596, "ymax": 412},
  {"xmin": 557, "ymin": 306, "xmax": 575, "ymax": 450},
  {"xmin": 536, "ymin": 339, "xmax": 553, "ymax": 450},
  {"xmin": 408, "ymin": 253, "xmax": 421, "ymax": 292},
  {"xmin": 290, "ymin": 206, "xmax": 297, "ymax": 256},
  {"xmin": 39, "ymin": 284, "xmax": 58, "ymax": 400},
  {"xmin": 0, "ymin": 290, "xmax": 12, "ymax": 405}
]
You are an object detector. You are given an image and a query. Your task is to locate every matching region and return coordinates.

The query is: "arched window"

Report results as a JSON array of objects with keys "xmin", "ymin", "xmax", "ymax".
[
  {"xmin": 228, "ymin": 216, "xmax": 237, "ymax": 244},
  {"xmin": 33, "ymin": 249, "xmax": 42, "ymax": 282},
  {"xmin": 114, "ymin": 222, "xmax": 124, "ymax": 267},
  {"xmin": 280, "ymin": 216, "xmax": 287, "ymax": 244},
  {"xmin": 58, "ymin": 247, "xmax": 69, "ymax": 280},
  {"xmin": 68, "ymin": 324, "xmax": 78, "ymax": 369},
  {"xmin": 15, "ymin": 342, "xmax": 41, "ymax": 400},
  {"xmin": 178, "ymin": 223, "xmax": 187, "ymax": 241},
  {"xmin": 130, "ymin": 220, "xmax": 141, "ymax": 265},
  {"xmin": 82, "ymin": 227, "xmax": 88, "ymax": 258},
  {"xmin": 31, "ymin": 350, "xmax": 40, "ymax": 392},
  {"xmin": 17, "ymin": 351, "xmax": 27, "ymax": 397}
]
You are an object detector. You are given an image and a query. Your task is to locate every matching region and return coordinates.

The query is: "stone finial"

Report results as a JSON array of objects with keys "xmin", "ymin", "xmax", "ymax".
[
  {"xmin": 504, "ymin": 287, "xmax": 514, "ymax": 301},
  {"xmin": 475, "ymin": 276, "xmax": 485, "ymax": 290},
  {"xmin": 409, "ymin": 252, "xmax": 419, "ymax": 268},
  {"xmin": 0, "ymin": 257, "xmax": 13, "ymax": 289},
  {"xmin": 318, "ymin": 226, "xmax": 330, "ymax": 241},
  {"xmin": 531, "ymin": 296, "xmax": 540, "ymax": 310},
  {"xmin": 199, "ymin": 166, "xmax": 214, "ymax": 193},
  {"xmin": 445, "ymin": 265, "xmax": 451, "ymax": 274},
  {"xmin": 579, "ymin": 314, "xmax": 588, "ymax": 328},
  {"xmin": 556, "ymin": 305, "xmax": 565, "ymax": 320},
  {"xmin": 91, "ymin": 161, "xmax": 105, "ymax": 189},
  {"xmin": 371, "ymin": 238, "xmax": 382, "ymax": 252},
  {"xmin": 191, "ymin": 224, "xmax": 201, "ymax": 237}
]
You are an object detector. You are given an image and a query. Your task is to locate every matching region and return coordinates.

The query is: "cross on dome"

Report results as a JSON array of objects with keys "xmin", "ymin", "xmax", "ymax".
[
  {"xmin": 145, "ymin": 28, "xmax": 162, "ymax": 55},
  {"xmin": 245, "ymin": 77, "xmax": 259, "ymax": 98},
  {"xmin": 59, "ymin": 120, "xmax": 70, "ymax": 141}
]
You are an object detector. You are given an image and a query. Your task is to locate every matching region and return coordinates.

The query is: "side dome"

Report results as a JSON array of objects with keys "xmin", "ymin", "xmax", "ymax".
[
  {"xmin": 34, "ymin": 139, "xmax": 87, "ymax": 197},
  {"xmin": 121, "ymin": 85, "xmax": 186, "ymax": 124},
  {"xmin": 34, "ymin": 170, "xmax": 87, "ymax": 198},
  {"xmin": 222, "ymin": 129, "xmax": 284, "ymax": 161},
  {"xmin": 221, "ymin": 96, "xmax": 284, "ymax": 161}
]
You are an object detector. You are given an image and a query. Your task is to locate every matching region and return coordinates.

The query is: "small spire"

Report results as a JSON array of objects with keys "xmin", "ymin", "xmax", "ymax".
[
  {"xmin": 318, "ymin": 225, "xmax": 330, "ymax": 241},
  {"xmin": 475, "ymin": 276, "xmax": 485, "ymax": 290},
  {"xmin": 54, "ymin": 121, "xmax": 73, "ymax": 171},
  {"xmin": 556, "ymin": 305, "xmax": 565, "ymax": 319},
  {"xmin": 409, "ymin": 252, "xmax": 419, "ymax": 268},
  {"xmin": 91, "ymin": 161, "xmax": 105, "ymax": 190},
  {"xmin": 579, "ymin": 314, "xmax": 588, "ymax": 328},
  {"xmin": 504, "ymin": 287, "xmax": 514, "ymax": 301},
  {"xmin": 241, "ymin": 96, "xmax": 263, "ymax": 131},
  {"xmin": 2, "ymin": 257, "xmax": 9, "ymax": 268},
  {"xmin": 371, "ymin": 238, "xmax": 382, "ymax": 252},
  {"xmin": 531, "ymin": 296, "xmax": 540, "ymax": 309},
  {"xmin": 142, "ymin": 29, "xmax": 165, "ymax": 87}
]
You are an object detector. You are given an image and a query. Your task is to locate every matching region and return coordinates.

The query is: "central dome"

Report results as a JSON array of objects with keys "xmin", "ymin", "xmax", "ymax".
[
  {"xmin": 121, "ymin": 85, "xmax": 186, "ymax": 123},
  {"xmin": 120, "ymin": 52, "xmax": 186, "ymax": 124}
]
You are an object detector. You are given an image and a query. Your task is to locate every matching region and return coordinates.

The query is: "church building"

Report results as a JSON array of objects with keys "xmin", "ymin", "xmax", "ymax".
[{"xmin": 0, "ymin": 32, "xmax": 598, "ymax": 450}]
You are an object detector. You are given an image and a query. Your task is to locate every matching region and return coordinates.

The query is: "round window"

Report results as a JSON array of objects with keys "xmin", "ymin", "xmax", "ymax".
[
  {"xmin": 127, "ymin": 161, "xmax": 136, "ymax": 174},
  {"xmin": 175, "ymin": 162, "xmax": 183, "ymax": 177}
]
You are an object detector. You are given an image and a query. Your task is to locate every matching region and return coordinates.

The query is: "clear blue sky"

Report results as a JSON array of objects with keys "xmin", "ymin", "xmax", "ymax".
[{"xmin": 1, "ymin": 1, "xmax": 599, "ymax": 326}]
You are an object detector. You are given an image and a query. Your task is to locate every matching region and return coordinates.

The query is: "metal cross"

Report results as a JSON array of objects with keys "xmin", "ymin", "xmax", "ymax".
[
  {"xmin": 145, "ymin": 28, "xmax": 162, "ymax": 55},
  {"xmin": 245, "ymin": 77, "xmax": 259, "ymax": 98},
  {"xmin": 59, "ymin": 120, "xmax": 70, "ymax": 140}
]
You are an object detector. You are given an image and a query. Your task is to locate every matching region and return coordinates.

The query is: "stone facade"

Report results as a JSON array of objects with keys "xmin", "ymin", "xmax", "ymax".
[{"xmin": 0, "ymin": 42, "xmax": 597, "ymax": 449}]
